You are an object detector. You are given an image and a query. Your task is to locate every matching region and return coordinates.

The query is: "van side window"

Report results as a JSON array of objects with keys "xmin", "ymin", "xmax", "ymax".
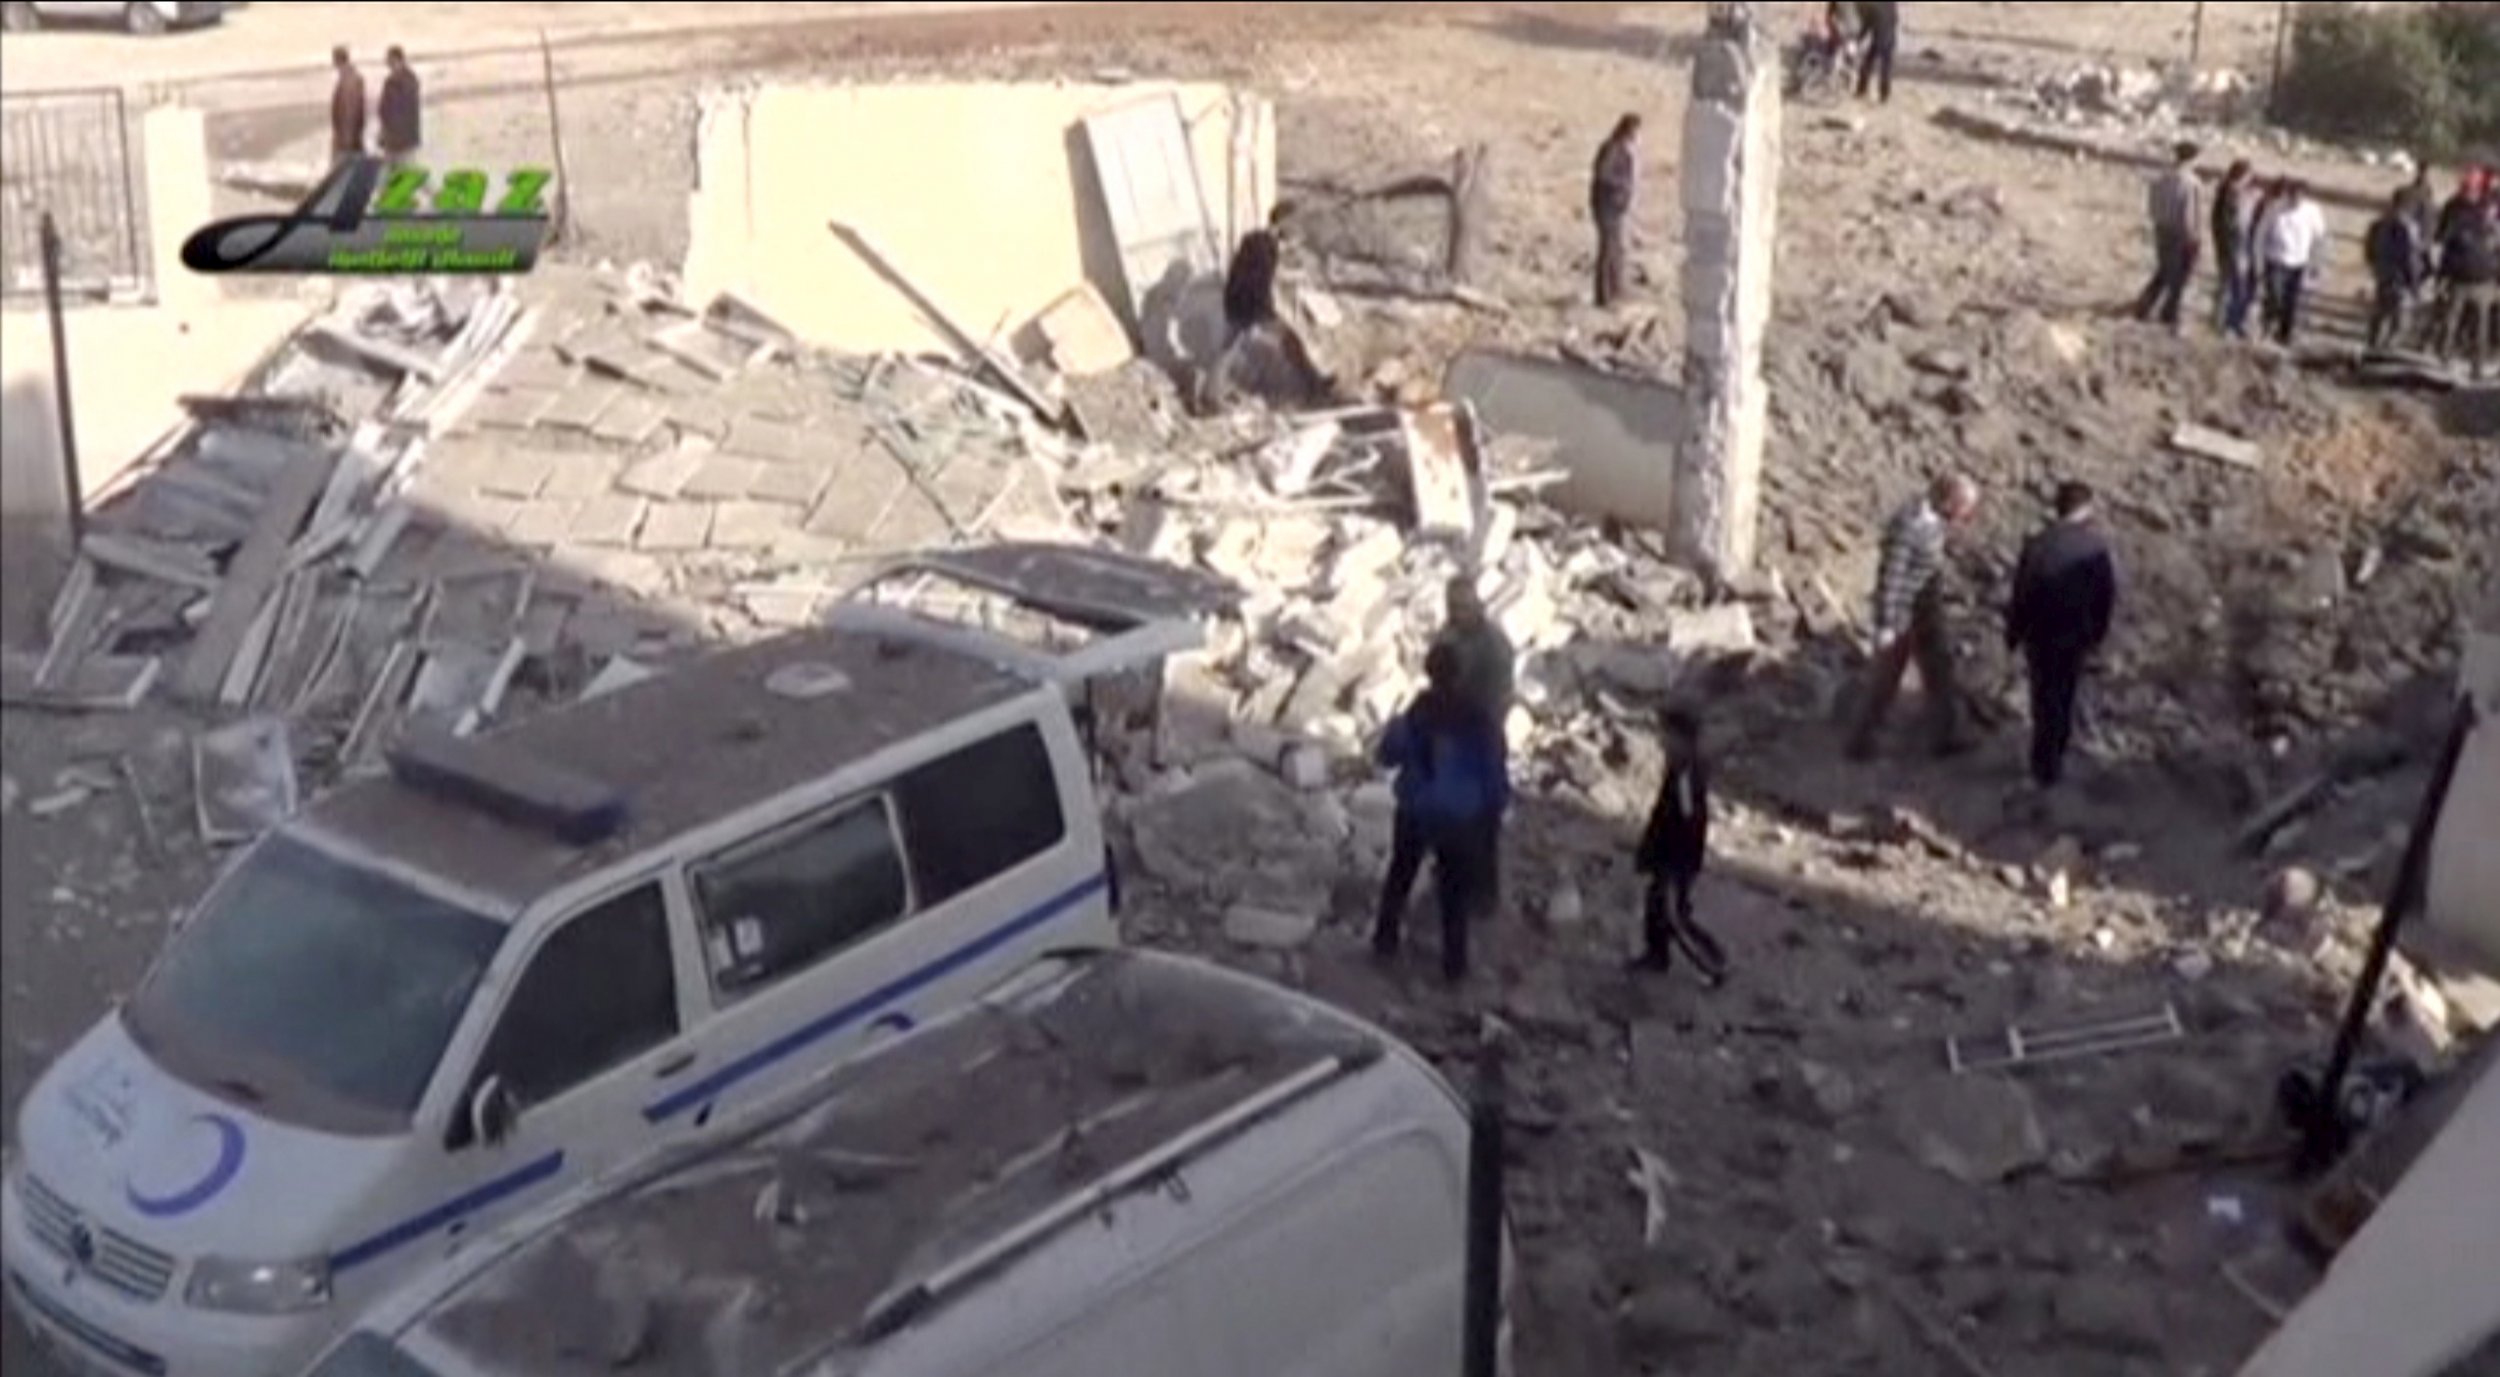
[
  {"xmin": 480, "ymin": 884, "xmax": 678, "ymax": 1111},
  {"xmin": 691, "ymin": 797, "xmax": 910, "ymax": 999},
  {"xmin": 893, "ymin": 723, "xmax": 1068, "ymax": 907}
]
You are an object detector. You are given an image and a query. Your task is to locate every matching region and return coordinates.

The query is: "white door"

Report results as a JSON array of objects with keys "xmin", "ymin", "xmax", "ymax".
[
  {"xmin": 1082, "ymin": 94, "xmax": 1221, "ymax": 328},
  {"xmin": 430, "ymin": 878, "xmax": 700, "ymax": 1256}
]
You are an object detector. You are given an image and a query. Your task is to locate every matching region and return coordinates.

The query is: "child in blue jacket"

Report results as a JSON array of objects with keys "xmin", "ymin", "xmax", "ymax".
[{"xmin": 1372, "ymin": 644, "xmax": 1511, "ymax": 984}]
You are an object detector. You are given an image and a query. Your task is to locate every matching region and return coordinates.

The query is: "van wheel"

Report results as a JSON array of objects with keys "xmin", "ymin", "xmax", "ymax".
[
  {"xmin": 1, "ymin": 3, "xmax": 39, "ymax": 33},
  {"xmin": 124, "ymin": 3, "xmax": 168, "ymax": 34}
]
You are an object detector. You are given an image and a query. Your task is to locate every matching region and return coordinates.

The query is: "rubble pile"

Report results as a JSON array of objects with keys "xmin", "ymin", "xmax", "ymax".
[{"xmin": 2004, "ymin": 63, "xmax": 2260, "ymax": 131}]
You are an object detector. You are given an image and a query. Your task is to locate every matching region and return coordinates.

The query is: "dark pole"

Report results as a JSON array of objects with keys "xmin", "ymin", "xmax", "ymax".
[
  {"xmin": 538, "ymin": 30, "xmax": 574, "ymax": 245},
  {"xmin": 2268, "ymin": 0, "xmax": 2293, "ymax": 123},
  {"xmin": 2189, "ymin": 1, "xmax": 2207, "ymax": 71},
  {"xmin": 39, "ymin": 212, "xmax": 85, "ymax": 550},
  {"xmin": 1461, "ymin": 1041, "xmax": 1507, "ymax": 1377},
  {"xmin": 2293, "ymin": 698, "xmax": 2478, "ymax": 1174}
]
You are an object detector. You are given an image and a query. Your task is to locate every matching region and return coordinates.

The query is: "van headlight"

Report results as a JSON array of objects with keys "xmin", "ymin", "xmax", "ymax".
[{"xmin": 186, "ymin": 1254, "xmax": 332, "ymax": 1313}]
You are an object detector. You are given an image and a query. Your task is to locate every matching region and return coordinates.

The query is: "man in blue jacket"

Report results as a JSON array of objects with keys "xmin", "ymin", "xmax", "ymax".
[
  {"xmin": 1373, "ymin": 644, "xmax": 1510, "ymax": 984},
  {"xmin": 2006, "ymin": 481, "xmax": 2119, "ymax": 791}
]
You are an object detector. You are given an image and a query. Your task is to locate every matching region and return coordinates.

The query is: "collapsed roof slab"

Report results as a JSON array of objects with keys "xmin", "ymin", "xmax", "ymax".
[{"xmin": 684, "ymin": 81, "xmax": 1275, "ymax": 360}]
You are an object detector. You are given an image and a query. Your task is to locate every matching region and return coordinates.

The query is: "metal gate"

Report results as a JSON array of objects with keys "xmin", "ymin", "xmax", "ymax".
[{"xmin": 0, "ymin": 87, "xmax": 150, "ymax": 301}]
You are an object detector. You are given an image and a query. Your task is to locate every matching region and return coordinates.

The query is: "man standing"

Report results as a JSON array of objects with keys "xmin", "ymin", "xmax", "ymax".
[
  {"xmin": 2436, "ymin": 197, "xmax": 2498, "ymax": 379},
  {"xmin": 1590, "ymin": 115, "xmax": 1640, "ymax": 308},
  {"xmin": 2136, "ymin": 141, "xmax": 2205, "ymax": 331},
  {"xmin": 378, "ymin": 46, "xmax": 422, "ymax": 166},
  {"xmin": 2005, "ymin": 482, "xmax": 2118, "ymax": 792},
  {"xmin": 1373, "ymin": 644, "xmax": 1510, "ymax": 985},
  {"xmin": 2366, "ymin": 188, "xmax": 2427, "ymax": 353},
  {"xmin": 1222, "ymin": 204, "xmax": 1287, "ymax": 338},
  {"xmin": 329, "ymin": 47, "xmax": 367, "ymax": 165},
  {"xmin": 1632, "ymin": 709, "xmax": 1725, "ymax": 985},
  {"xmin": 1855, "ymin": 0, "xmax": 1901, "ymax": 104},
  {"xmin": 2260, "ymin": 179, "xmax": 2328, "ymax": 345},
  {"xmin": 2212, "ymin": 159, "xmax": 2257, "ymax": 336},
  {"xmin": 1433, "ymin": 577, "xmax": 1516, "ymax": 908},
  {"xmin": 1848, "ymin": 474, "xmax": 1980, "ymax": 762}
]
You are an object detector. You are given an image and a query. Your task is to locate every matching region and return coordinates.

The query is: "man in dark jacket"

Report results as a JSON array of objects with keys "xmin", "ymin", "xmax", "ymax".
[
  {"xmin": 1433, "ymin": 578, "xmax": 1516, "ymax": 912},
  {"xmin": 2436, "ymin": 197, "xmax": 2498, "ymax": 378},
  {"xmin": 2006, "ymin": 482, "xmax": 2118, "ymax": 791},
  {"xmin": 1222, "ymin": 205, "xmax": 1286, "ymax": 336},
  {"xmin": 1373, "ymin": 644, "xmax": 1510, "ymax": 984},
  {"xmin": 1590, "ymin": 114, "xmax": 1640, "ymax": 308},
  {"xmin": 378, "ymin": 46, "xmax": 422, "ymax": 165},
  {"xmin": 2212, "ymin": 159, "xmax": 2256, "ymax": 336},
  {"xmin": 329, "ymin": 47, "xmax": 366, "ymax": 164},
  {"xmin": 2366, "ymin": 188, "xmax": 2427, "ymax": 353},
  {"xmin": 1633, "ymin": 709, "xmax": 1724, "ymax": 984},
  {"xmin": 1855, "ymin": 0, "xmax": 1901, "ymax": 103}
]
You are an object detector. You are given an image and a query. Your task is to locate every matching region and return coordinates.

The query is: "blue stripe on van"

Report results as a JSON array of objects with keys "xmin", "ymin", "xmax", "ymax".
[
  {"xmin": 641, "ymin": 871, "xmax": 1110, "ymax": 1125},
  {"xmin": 329, "ymin": 1151, "xmax": 565, "ymax": 1274}
]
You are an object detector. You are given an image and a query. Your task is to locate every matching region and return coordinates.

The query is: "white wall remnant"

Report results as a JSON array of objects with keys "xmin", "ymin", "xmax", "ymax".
[{"xmin": 1674, "ymin": 1, "xmax": 1779, "ymax": 577}]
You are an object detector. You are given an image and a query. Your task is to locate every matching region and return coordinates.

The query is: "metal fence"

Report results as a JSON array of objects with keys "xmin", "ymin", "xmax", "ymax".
[{"xmin": 0, "ymin": 87, "xmax": 150, "ymax": 301}]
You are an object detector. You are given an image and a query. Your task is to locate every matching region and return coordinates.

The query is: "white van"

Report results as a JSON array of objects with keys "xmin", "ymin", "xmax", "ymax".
[
  {"xmin": 0, "ymin": 1, "xmax": 228, "ymax": 35},
  {"xmin": 2, "ymin": 546, "xmax": 1239, "ymax": 1377},
  {"xmin": 299, "ymin": 949, "xmax": 1506, "ymax": 1377}
]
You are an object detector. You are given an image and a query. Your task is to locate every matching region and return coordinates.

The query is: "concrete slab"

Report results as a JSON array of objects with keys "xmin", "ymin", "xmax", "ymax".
[
  {"xmin": 684, "ymin": 455, "xmax": 767, "ymax": 502},
  {"xmin": 636, "ymin": 501, "xmax": 716, "ymax": 552},
  {"xmin": 497, "ymin": 350, "xmax": 581, "ymax": 392},
  {"xmin": 539, "ymin": 453, "xmax": 627, "ymax": 501},
  {"xmin": 506, "ymin": 499, "xmax": 585, "ymax": 547},
  {"xmin": 568, "ymin": 495, "xmax": 650, "ymax": 547},
  {"xmin": 619, "ymin": 447, "xmax": 708, "ymax": 501},
  {"xmin": 475, "ymin": 450, "xmax": 561, "ymax": 500},
  {"xmin": 414, "ymin": 489, "xmax": 527, "ymax": 535},
  {"xmin": 804, "ymin": 455, "xmax": 909, "ymax": 543},
  {"xmin": 592, "ymin": 393, "xmax": 672, "ymax": 447},
  {"xmin": 472, "ymin": 387, "xmax": 559, "ymax": 431},
  {"xmin": 709, "ymin": 500, "xmax": 799, "ymax": 551},
  {"xmin": 683, "ymin": 81, "xmax": 1274, "ymax": 356},
  {"xmin": 537, "ymin": 380, "xmax": 625, "ymax": 432},
  {"xmin": 748, "ymin": 461, "xmax": 833, "ymax": 508},
  {"xmin": 723, "ymin": 416, "xmax": 820, "ymax": 465},
  {"xmin": 1447, "ymin": 349, "xmax": 1685, "ymax": 529}
]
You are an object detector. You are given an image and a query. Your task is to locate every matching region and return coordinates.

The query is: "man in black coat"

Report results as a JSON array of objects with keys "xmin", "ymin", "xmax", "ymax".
[
  {"xmin": 1632, "ymin": 709, "xmax": 1724, "ymax": 983},
  {"xmin": 378, "ymin": 46, "xmax": 423, "ymax": 166},
  {"xmin": 1590, "ymin": 114, "xmax": 1640, "ymax": 308},
  {"xmin": 1855, "ymin": 0, "xmax": 1902, "ymax": 103},
  {"xmin": 2006, "ymin": 482, "xmax": 2119, "ymax": 791}
]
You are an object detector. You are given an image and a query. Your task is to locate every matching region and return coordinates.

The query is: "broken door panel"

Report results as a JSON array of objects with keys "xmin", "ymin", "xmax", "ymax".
[{"xmin": 1083, "ymin": 94, "xmax": 1222, "ymax": 330}]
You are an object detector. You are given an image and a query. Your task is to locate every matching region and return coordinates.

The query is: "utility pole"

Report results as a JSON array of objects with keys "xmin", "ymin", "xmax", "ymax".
[
  {"xmin": 2189, "ymin": 1, "xmax": 2208, "ymax": 72},
  {"xmin": 39, "ymin": 212, "xmax": 85, "ymax": 550},
  {"xmin": 2269, "ymin": 0, "xmax": 2294, "ymax": 122}
]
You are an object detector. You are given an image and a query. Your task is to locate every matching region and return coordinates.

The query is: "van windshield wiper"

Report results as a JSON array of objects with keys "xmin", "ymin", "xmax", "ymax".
[{"xmin": 211, "ymin": 1076, "xmax": 266, "ymax": 1105}]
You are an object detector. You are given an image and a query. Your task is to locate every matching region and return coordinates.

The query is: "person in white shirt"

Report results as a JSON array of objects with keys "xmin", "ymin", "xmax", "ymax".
[{"xmin": 2261, "ymin": 179, "xmax": 2329, "ymax": 345}]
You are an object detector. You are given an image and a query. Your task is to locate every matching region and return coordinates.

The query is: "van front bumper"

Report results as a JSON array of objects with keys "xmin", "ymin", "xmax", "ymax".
[{"xmin": 3, "ymin": 1175, "xmax": 328, "ymax": 1377}]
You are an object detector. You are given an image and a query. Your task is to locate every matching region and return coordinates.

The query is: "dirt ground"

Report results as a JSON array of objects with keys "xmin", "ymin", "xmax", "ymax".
[{"xmin": 6, "ymin": 4, "xmax": 2495, "ymax": 1376}]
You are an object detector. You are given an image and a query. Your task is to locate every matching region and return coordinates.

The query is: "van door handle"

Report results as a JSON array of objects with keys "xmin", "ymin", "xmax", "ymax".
[{"xmin": 653, "ymin": 1051, "xmax": 698, "ymax": 1080}]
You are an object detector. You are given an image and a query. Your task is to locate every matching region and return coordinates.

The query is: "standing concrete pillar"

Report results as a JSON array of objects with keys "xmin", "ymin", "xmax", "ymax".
[{"xmin": 1674, "ymin": 1, "xmax": 1780, "ymax": 577}]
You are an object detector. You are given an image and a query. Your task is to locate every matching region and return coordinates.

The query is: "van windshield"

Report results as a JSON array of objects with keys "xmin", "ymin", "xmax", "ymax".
[{"xmin": 125, "ymin": 835, "xmax": 508, "ymax": 1137}]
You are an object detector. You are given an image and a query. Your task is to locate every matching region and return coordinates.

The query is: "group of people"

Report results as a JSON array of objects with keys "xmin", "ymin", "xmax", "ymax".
[
  {"xmin": 2367, "ymin": 164, "xmax": 2499, "ymax": 373},
  {"xmin": 2139, "ymin": 142, "xmax": 2332, "ymax": 345},
  {"xmin": 2139, "ymin": 140, "xmax": 2500, "ymax": 372},
  {"xmin": 1366, "ymin": 473, "xmax": 2115, "ymax": 990},
  {"xmin": 328, "ymin": 45, "xmax": 424, "ymax": 165},
  {"xmin": 1813, "ymin": 0, "xmax": 1906, "ymax": 104}
]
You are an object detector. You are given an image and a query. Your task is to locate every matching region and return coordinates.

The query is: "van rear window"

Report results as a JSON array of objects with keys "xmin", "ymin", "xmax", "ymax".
[{"xmin": 893, "ymin": 723, "xmax": 1067, "ymax": 907}]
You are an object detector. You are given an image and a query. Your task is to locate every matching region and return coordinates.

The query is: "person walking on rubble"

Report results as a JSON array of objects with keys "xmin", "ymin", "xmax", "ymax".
[
  {"xmin": 2006, "ymin": 482, "xmax": 2118, "ymax": 792},
  {"xmin": 328, "ymin": 46, "xmax": 367, "ymax": 164},
  {"xmin": 2435, "ymin": 193, "xmax": 2499, "ymax": 379},
  {"xmin": 1433, "ymin": 577, "xmax": 1516, "ymax": 911},
  {"xmin": 1372, "ymin": 643, "xmax": 1510, "ymax": 985},
  {"xmin": 1846, "ymin": 474, "xmax": 1980, "ymax": 763},
  {"xmin": 1590, "ymin": 114, "xmax": 1641, "ymax": 308},
  {"xmin": 2135, "ymin": 141, "xmax": 2205, "ymax": 332},
  {"xmin": 2212, "ymin": 159, "xmax": 2258, "ymax": 337},
  {"xmin": 2417, "ymin": 166, "xmax": 2492, "ymax": 353},
  {"xmin": 1632, "ymin": 708, "xmax": 1727, "ymax": 985},
  {"xmin": 1206, "ymin": 203, "xmax": 1332, "ymax": 409},
  {"xmin": 1854, "ymin": 0, "xmax": 1902, "ymax": 104},
  {"xmin": 2366, "ymin": 188, "xmax": 2429, "ymax": 354},
  {"xmin": 378, "ymin": 46, "xmax": 423, "ymax": 167},
  {"xmin": 2259, "ymin": 179, "xmax": 2327, "ymax": 346}
]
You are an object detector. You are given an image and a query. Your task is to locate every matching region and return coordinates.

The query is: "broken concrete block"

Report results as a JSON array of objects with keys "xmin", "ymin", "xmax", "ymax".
[
  {"xmin": 569, "ymin": 496, "xmax": 650, "ymax": 548},
  {"xmin": 684, "ymin": 455, "xmax": 767, "ymax": 502},
  {"xmin": 709, "ymin": 502, "xmax": 797, "ymax": 551},
  {"xmin": 1546, "ymin": 884, "xmax": 1587, "ymax": 930},
  {"xmin": 1892, "ymin": 1074, "xmax": 2048, "ymax": 1186},
  {"xmin": 620, "ymin": 448, "xmax": 708, "ymax": 501},
  {"xmin": 1279, "ymin": 743, "xmax": 1331, "ymax": 792},
  {"xmin": 636, "ymin": 502, "xmax": 715, "ymax": 552},
  {"xmin": 745, "ymin": 462, "xmax": 832, "ymax": 509},
  {"xmin": 504, "ymin": 500, "xmax": 584, "ymax": 548},
  {"xmin": 723, "ymin": 417, "xmax": 819, "ymax": 466},
  {"xmin": 2169, "ymin": 423, "xmax": 2263, "ymax": 471},
  {"xmin": 1030, "ymin": 284, "xmax": 1135, "ymax": 377},
  {"xmin": 1669, "ymin": 603, "xmax": 1758, "ymax": 659},
  {"xmin": 476, "ymin": 450, "xmax": 560, "ymax": 499},
  {"xmin": 194, "ymin": 717, "xmax": 298, "ymax": 845},
  {"xmin": 539, "ymin": 453, "xmax": 627, "ymax": 501},
  {"xmin": 1223, "ymin": 904, "xmax": 1321, "ymax": 952}
]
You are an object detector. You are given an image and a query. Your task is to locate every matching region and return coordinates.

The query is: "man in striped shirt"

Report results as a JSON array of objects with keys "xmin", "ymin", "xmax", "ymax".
[{"xmin": 1847, "ymin": 474, "xmax": 1980, "ymax": 761}]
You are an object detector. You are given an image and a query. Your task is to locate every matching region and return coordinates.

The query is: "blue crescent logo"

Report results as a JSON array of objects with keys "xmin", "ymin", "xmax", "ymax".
[{"xmin": 125, "ymin": 1113, "xmax": 247, "ymax": 1220}]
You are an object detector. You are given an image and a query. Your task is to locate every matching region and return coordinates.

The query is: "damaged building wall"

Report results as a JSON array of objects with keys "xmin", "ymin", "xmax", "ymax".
[
  {"xmin": 1445, "ymin": 349, "xmax": 1683, "ymax": 529},
  {"xmin": 682, "ymin": 81, "xmax": 1274, "ymax": 358},
  {"xmin": 0, "ymin": 106, "xmax": 309, "ymax": 639}
]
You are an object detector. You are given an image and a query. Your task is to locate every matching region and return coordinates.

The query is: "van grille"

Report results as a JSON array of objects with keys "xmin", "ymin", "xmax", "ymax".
[{"xmin": 16, "ymin": 1174, "xmax": 178, "ymax": 1303}]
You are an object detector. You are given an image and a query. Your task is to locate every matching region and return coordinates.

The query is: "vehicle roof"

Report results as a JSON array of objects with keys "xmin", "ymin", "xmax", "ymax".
[
  {"xmin": 402, "ymin": 950, "xmax": 1387, "ymax": 1377},
  {"xmin": 297, "ymin": 628, "xmax": 1037, "ymax": 915}
]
